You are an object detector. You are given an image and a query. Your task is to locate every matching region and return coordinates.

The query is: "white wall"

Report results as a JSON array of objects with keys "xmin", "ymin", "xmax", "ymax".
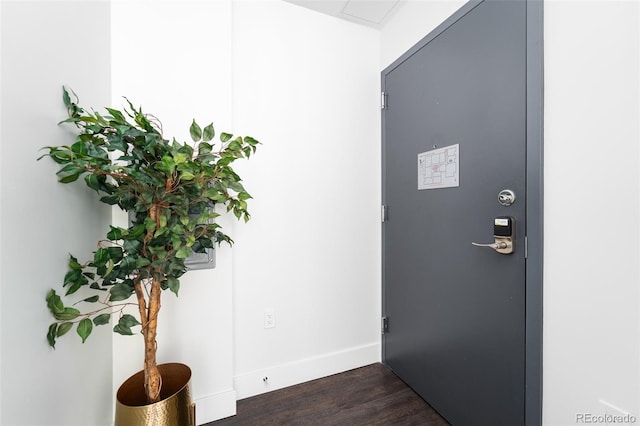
[
  {"xmin": 0, "ymin": 2, "xmax": 113, "ymax": 425},
  {"xmin": 110, "ymin": 0, "xmax": 381, "ymax": 422},
  {"xmin": 1, "ymin": 5, "xmax": 4, "ymax": 421},
  {"xmin": 382, "ymin": 0, "xmax": 640, "ymax": 425},
  {"xmin": 9, "ymin": 1, "xmax": 635, "ymax": 425},
  {"xmin": 110, "ymin": 1, "xmax": 237, "ymax": 423},
  {"xmin": 231, "ymin": 0, "xmax": 381, "ymax": 399},
  {"xmin": 543, "ymin": 1, "xmax": 640, "ymax": 424}
]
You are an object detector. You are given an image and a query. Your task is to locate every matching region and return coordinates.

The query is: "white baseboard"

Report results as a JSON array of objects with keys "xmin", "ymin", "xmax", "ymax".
[
  {"xmin": 195, "ymin": 389, "xmax": 237, "ymax": 425},
  {"xmin": 233, "ymin": 342, "xmax": 381, "ymax": 401}
]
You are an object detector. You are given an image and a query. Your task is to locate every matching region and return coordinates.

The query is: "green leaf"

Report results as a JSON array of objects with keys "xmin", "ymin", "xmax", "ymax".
[
  {"xmin": 119, "ymin": 255, "xmax": 137, "ymax": 274},
  {"xmin": 62, "ymin": 87, "xmax": 72, "ymax": 108},
  {"xmin": 105, "ymin": 107, "xmax": 126, "ymax": 123},
  {"xmin": 84, "ymin": 174, "xmax": 100, "ymax": 191},
  {"xmin": 107, "ymin": 226, "xmax": 123, "ymax": 240},
  {"xmin": 198, "ymin": 236, "xmax": 214, "ymax": 249},
  {"xmin": 57, "ymin": 322, "xmax": 73, "ymax": 337},
  {"xmin": 245, "ymin": 136, "xmax": 259, "ymax": 146},
  {"xmin": 53, "ymin": 307, "xmax": 80, "ymax": 321},
  {"xmin": 220, "ymin": 132, "xmax": 232, "ymax": 143},
  {"xmin": 173, "ymin": 152, "xmax": 188, "ymax": 164},
  {"xmin": 144, "ymin": 217, "xmax": 157, "ymax": 233},
  {"xmin": 167, "ymin": 277, "xmax": 180, "ymax": 296},
  {"xmin": 125, "ymin": 225, "xmax": 145, "ymax": 240},
  {"xmin": 159, "ymin": 213, "xmax": 168, "ymax": 228},
  {"xmin": 190, "ymin": 120, "xmax": 202, "ymax": 142},
  {"xmin": 106, "ymin": 246, "xmax": 124, "ymax": 263},
  {"xmin": 198, "ymin": 142, "xmax": 213, "ymax": 155},
  {"xmin": 82, "ymin": 295, "xmax": 99, "ymax": 303},
  {"xmin": 148, "ymin": 246, "xmax": 168, "ymax": 260},
  {"xmin": 180, "ymin": 171, "xmax": 195, "ymax": 181},
  {"xmin": 46, "ymin": 289, "xmax": 64, "ymax": 314},
  {"xmin": 202, "ymin": 123, "xmax": 215, "ymax": 142},
  {"xmin": 100, "ymin": 195, "xmax": 119, "ymax": 205},
  {"xmin": 135, "ymin": 257, "xmax": 151, "ymax": 268},
  {"xmin": 123, "ymin": 239, "xmax": 142, "ymax": 254},
  {"xmin": 77, "ymin": 318, "xmax": 93, "ymax": 343},
  {"xmin": 175, "ymin": 247, "xmax": 191, "ymax": 259},
  {"xmin": 93, "ymin": 313, "xmax": 111, "ymax": 326},
  {"xmin": 170, "ymin": 234, "xmax": 182, "ymax": 250},
  {"xmin": 47, "ymin": 323, "xmax": 58, "ymax": 348},
  {"xmin": 217, "ymin": 156, "xmax": 233, "ymax": 167},
  {"xmin": 57, "ymin": 163, "xmax": 84, "ymax": 176},
  {"xmin": 59, "ymin": 173, "xmax": 81, "ymax": 183},
  {"xmin": 103, "ymin": 258, "xmax": 115, "ymax": 279},
  {"xmin": 227, "ymin": 180, "xmax": 245, "ymax": 193},
  {"xmin": 119, "ymin": 314, "xmax": 141, "ymax": 328},
  {"xmin": 65, "ymin": 279, "xmax": 85, "ymax": 295},
  {"xmin": 113, "ymin": 324, "xmax": 133, "ymax": 336},
  {"xmin": 157, "ymin": 154, "xmax": 176, "ymax": 176},
  {"xmin": 154, "ymin": 227, "xmax": 169, "ymax": 239},
  {"xmin": 71, "ymin": 140, "xmax": 88, "ymax": 156},
  {"xmin": 108, "ymin": 135, "xmax": 128, "ymax": 152},
  {"xmin": 227, "ymin": 140, "xmax": 242, "ymax": 151},
  {"xmin": 93, "ymin": 248, "xmax": 110, "ymax": 267},
  {"xmin": 63, "ymin": 269, "xmax": 81, "ymax": 287},
  {"xmin": 68, "ymin": 255, "xmax": 83, "ymax": 270},
  {"xmin": 47, "ymin": 148, "xmax": 72, "ymax": 164},
  {"xmin": 109, "ymin": 282, "xmax": 134, "ymax": 302}
]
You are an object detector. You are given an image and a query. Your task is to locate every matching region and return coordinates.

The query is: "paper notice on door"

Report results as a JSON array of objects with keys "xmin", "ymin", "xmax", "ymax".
[{"xmin": 418, "ymin": 144, "xmax": 459, "ymax": 190}]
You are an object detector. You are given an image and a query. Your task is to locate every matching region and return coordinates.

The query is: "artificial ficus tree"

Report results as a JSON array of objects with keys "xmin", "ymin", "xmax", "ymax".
[{"xmin": 41, "ymin": 87, "xmax": 259, "ymax": 404}]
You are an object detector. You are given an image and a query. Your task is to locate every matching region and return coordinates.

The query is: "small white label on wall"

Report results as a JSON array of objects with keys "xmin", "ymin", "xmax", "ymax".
[{"xmin": 418, "ymin": 144, "xmax": 459, "ymax": 190}]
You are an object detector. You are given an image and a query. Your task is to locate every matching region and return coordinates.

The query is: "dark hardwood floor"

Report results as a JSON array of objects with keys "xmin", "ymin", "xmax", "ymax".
[{"xmin": 207, "ymin": 363, "xmax": 450, "ymax": 426}]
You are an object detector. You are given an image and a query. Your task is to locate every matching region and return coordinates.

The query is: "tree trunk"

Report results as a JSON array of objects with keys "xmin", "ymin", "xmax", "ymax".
[
  {"xmin": 138, "ymin": 201, "xmax": 164, "ymax": 404},
  {"xmin": 143, "ymin": 277, "xmax": 162, "ymax": 403}
]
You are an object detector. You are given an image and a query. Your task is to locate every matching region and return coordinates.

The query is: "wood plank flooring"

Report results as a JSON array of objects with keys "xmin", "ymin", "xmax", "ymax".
[{"xmin": 207, "ymin": 363, "xmax": 450, "ymax": 425}]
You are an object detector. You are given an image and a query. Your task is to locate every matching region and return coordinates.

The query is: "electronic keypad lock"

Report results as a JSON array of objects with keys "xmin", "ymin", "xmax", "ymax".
[{"xmin": 472, "ymin": 216, "xmax": 515, "ymax": 255}]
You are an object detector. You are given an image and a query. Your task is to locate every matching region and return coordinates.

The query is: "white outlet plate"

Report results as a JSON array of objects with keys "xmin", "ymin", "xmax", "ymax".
[{"xmin": 264, "ymin": 309, "xmax": 275, "ymax": 329}]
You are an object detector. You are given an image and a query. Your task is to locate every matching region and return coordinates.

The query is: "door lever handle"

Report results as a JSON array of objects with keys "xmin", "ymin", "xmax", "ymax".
[
  {"xmin": 472, "ymin": 241, "xmax": 508, "ymax": 249},
  {"xmin": 472, "ymin": 237, "xmax": 514, "ymax": 254}
]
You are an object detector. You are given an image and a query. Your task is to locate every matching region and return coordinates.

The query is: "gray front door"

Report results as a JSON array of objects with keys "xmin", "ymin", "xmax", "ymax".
[{"xmin": 382, "ymin": 1, "xmax": 541, "ymax": 425}]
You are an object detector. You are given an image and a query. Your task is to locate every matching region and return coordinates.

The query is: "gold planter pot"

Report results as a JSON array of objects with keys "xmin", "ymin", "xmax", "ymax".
[{"xmin": 115, "ymin": 363, "xmax": 196, "ymax": 426}]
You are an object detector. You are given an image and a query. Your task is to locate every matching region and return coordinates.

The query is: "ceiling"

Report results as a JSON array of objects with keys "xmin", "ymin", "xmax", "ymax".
[{"xmin": 283, "ymin": 0, "xmax": 404, "ymax": 29}]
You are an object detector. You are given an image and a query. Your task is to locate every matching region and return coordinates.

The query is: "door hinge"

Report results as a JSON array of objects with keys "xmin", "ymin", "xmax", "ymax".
[
  {"xmin": 381, "ymin": 92, "xmax": 388, "ymax": 110},
  {"xmin": 381, "ymin": 316, "xmax": 389, "ymax": 334},
  {"xmin": 381, "ymin": 205, "xmax": 388, "ymax": 223},
  {"xmin": 524, "ymin": 236, "xmax": 528, "ymax": 259}
]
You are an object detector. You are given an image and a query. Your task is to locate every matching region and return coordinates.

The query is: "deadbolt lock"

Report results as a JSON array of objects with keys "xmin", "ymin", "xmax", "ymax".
[
  {"xmin": 498, "ymin": 189, "xmax": 516, "ymax": 206},
  {"xmin": 472, "ymin": 216, "xmax": 515, "ymax": 255}
]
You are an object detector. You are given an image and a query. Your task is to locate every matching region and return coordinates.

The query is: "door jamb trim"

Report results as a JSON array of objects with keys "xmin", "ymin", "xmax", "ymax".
[{"xmin": 525, "ymin": 1, "xmax": 544, "ymax": 425}]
